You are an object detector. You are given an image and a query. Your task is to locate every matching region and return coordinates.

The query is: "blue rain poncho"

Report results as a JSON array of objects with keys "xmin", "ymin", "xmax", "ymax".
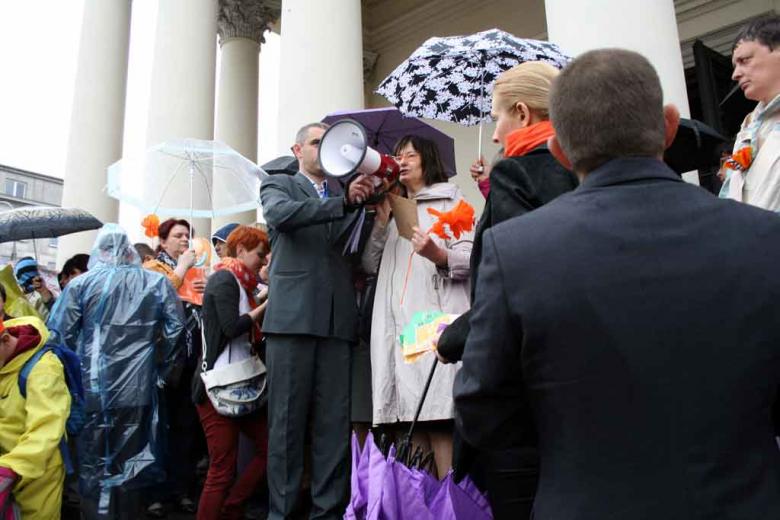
[{"xmin": 47, "ymin": 224, "xmax": 185, "ymax": 512}]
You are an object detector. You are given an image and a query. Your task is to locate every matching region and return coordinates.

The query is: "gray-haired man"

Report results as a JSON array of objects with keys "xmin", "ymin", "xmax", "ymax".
[{"xmin": 455, "ymin": 48, "xmax": 780, "ymax": 519}]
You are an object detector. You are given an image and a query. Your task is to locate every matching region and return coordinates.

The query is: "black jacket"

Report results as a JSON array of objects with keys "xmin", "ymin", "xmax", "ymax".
[
  {"xmin": 437, "ymin": 146, "xmax": 578, "ymax": 362},
  {"xmin": 455, "ymin": 158, "xmax": 780, "ymax": 519},
  {"xmin": 191, "ymin": 269, "xmax": 254, "ymax": 404}
]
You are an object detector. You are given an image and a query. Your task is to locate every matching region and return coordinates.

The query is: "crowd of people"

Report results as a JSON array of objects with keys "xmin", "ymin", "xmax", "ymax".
[{"xmin": 0, "ymin": 14, "xmax": 778, "ymax": 520}]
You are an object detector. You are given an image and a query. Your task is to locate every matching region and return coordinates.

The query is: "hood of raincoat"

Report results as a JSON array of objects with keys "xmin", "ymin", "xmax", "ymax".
[
  {"xmin": 0, "ymin": 315, "xmax": 69, "ymax": 497},
  {"xmin": 87, "ymin": 223, "xmax": 141, "ymax": 270},
  {"xmin": 0, "ymin": 316, "xmax": 49, "ymax": 376}
]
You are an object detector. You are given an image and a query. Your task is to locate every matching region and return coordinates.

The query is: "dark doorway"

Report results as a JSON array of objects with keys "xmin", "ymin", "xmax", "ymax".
[{"xmin": 685, "ymin": 40, "xmax": 756, "ymax": 193}]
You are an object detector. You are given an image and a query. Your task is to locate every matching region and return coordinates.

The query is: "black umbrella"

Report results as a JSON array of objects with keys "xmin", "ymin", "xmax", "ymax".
[
  {"xmin": 664, "ymin": 118, "xmax": 727, "ymax": 174},
  {"xmin": 261, "ymin": 155, "xmax": 298, "ymax": 175},
  {"xmin": 0, "ymin": 206, "xmax": 103, "ymax": 243}
]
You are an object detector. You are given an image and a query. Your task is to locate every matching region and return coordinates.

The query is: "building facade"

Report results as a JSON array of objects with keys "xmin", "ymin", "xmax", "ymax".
[
  {"xmin": 57, "ymin": 0, "xmax": 780, "ymax": 265},
  {"xmin": 0, "ymin": 163, "xmax": 64, "ymax": 274}
]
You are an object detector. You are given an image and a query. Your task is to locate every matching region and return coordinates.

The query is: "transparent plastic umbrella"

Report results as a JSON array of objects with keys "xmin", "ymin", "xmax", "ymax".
[{"xmin": 107, "ymin": 138, "xmax": 268, "ymax": 220}]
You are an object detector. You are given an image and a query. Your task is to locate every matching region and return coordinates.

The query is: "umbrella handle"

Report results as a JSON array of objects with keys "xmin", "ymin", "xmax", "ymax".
[
  {"xmin": 478, "ymin": 120, "xmax": 483, "ymax": 161},
  {"xmin": 406, "ymin": 357, "xmax": 438, "ymax": 441},
  {"xmin": 478, "ymin": 62, "xmax": 485, "ymax": 161}
]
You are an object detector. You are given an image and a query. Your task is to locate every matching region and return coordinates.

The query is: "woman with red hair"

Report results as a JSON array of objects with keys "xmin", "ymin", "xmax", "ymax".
[{"xmin": 192, "ymin": 225, "xmax": 270, "ymax": 520}]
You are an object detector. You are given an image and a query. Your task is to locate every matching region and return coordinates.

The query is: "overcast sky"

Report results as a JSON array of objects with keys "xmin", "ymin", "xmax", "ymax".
[
  {"xmin": 0, "ymin": 1, "xmax": 85, "ymax": 177},
  {"xmin": 0, "ymin": 0, "xmax": 280, "ymax": 182}
]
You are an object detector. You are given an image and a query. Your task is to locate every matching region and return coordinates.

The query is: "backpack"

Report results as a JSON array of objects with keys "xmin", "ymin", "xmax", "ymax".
[{"xmin": 18, "ymin": 341, "xmax": 85, "ymax": 474}]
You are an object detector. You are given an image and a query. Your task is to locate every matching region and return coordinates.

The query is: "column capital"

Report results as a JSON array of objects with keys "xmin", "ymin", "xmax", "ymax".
[{"xmin": 217, "ymin": 0, "xmax": 281, "ymax": 46}]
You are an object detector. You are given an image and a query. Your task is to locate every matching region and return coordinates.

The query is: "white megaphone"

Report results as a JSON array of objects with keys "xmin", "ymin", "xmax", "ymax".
[{"xmin": 319, "ymin": 119, "xmax": 400, "ymax": 185}]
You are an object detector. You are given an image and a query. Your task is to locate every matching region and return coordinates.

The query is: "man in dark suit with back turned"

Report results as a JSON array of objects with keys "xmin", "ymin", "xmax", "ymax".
[
  {"xmin": 260, "ymin": 122, "xmax": 374, "ymax": 520},
  {"xmin": 454, "ymin": 49, "xmax": 780, "ymax": 519}
]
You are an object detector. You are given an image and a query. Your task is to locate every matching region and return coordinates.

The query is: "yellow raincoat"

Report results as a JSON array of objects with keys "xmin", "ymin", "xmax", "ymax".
[{"xmin": 0, "ymin": 316, "xmax": 70, "ymax": 519}]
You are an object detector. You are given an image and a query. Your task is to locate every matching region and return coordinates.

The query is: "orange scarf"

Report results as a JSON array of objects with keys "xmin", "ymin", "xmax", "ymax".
[
  {"xmin": 214, "ymin": 258, "xmax": 262, "ymax": 342},
  {"xmin": 505, "ymin": 120, "xmax": 556, "ymax": 157}
]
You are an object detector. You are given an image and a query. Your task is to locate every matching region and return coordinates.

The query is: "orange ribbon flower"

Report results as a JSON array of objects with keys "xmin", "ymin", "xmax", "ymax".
[
  {"xmin": 725, "ymin": 146, "xmax": 753, "ymax": 172},
  {"xmin": 426, "ymin": 199, "xmax": 475, "ymax": 240},
  {"xmin": 141, "ymin": 214, "xmax": 160, "ymax": 238}
]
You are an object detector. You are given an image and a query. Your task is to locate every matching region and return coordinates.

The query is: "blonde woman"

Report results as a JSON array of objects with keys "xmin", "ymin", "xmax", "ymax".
[{"xmin": 441, "ymin": 62, "xmax": 578, "ymax": 520}]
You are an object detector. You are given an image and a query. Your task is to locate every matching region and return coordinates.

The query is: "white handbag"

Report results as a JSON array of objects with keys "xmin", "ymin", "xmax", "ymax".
[{"xmin": 200, "ymin": 351, "xmax": 267, "ymax": 417}]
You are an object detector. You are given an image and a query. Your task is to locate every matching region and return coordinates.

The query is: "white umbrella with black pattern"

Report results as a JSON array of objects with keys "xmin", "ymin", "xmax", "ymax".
[{"xmin": 375, "ymin": 28, "xmax": 569, "ymax": 155}]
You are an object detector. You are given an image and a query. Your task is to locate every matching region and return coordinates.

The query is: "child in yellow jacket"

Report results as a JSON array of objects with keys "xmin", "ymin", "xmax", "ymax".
[{"xmin": 0, "ymin": 316, "xmax": 70, "ymax": 519}]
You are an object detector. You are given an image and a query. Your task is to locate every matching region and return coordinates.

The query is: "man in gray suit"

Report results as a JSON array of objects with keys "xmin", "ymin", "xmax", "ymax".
[{"xmin": 260, "ymin": 122, "xmax": 374, "ymax": 519}]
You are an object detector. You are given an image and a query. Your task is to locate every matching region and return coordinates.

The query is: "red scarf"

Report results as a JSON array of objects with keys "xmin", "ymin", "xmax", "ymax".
[
  {"xmin": 214, "ymin": 258, "xmax": 262, "ymax": 342},
  {"xmin": 505, "ymin": 120, "xmax": 556, "ymax": 157}
]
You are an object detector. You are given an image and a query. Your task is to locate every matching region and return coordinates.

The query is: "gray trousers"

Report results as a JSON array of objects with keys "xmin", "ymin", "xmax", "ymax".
[{"xmin": 266, "ymin": 334, "xmax": 351, "ymax": 520}]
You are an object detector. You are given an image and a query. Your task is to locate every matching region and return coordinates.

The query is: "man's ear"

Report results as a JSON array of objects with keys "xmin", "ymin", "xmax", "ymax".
[
  {"xmin": 663, "ymin": 104, "xmax": 680, "ymax": 150},
  {"xmin": 291, "ymin": 143, "xmax": 302, "ymax": 160},
  {"xmin": 548, "ymin": 135, "xmax": 573, "ymax": 171}
]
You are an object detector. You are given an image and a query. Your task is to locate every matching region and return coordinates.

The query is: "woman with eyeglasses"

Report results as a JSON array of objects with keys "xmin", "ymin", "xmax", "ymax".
[{"xmin": 361, "ymin": 135, "xmax": 473, "ymax": 479}]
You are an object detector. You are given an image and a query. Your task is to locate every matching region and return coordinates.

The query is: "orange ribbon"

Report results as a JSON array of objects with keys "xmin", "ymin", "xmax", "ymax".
[
  {"xmin": 141, "ymin": 214, "xmax": 160, "ymax": 238},
  {"xmin": 426, "ymin": 199, "xmax": 475, "ymax": 240},
  {"xmin": 725, "ymin": 146, "xmax": 753, "ymax": 172}
]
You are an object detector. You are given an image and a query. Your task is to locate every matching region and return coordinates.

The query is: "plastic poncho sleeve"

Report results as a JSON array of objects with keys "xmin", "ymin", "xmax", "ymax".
[
  {"xmin": 157, "ymin": 277, "xmax": 186, "ymax": 382},
  {"xmin": 46, "ymin": 283, "xmax": 82, "ymax": 349},
  {"xmin": 0, "ymin": 353, "xmax": 70, "ymax": 485}
]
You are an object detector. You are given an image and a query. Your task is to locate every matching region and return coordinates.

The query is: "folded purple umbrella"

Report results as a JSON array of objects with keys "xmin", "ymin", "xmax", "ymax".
[
  {"xmin": 428, "ymin": 472, "xmax": 493, "ymax": 519},
  {"xmin": 348, "ymin": 435, "xmax": 493, "ymax": 520},
  {"xmin": 322, "ymin": 107, "xmax": 457, "ymax": 178},
  {"xmin": 456, "ymin": 473, "xmax": 492, "ymax": 515},
  {"xmin": 408, "ymin": 466, "xmax": 439, "ymax": 507},
  {"xmin": 365, "ymin": 434, "xmax": 390, "ymax": 520},
  {"xmin": 379, "ymin": 448, "xmax": 434, "ymax": 520},
  {"xmin": 345, "ymin": 432, "xmax": 370, "ymax": 520}
]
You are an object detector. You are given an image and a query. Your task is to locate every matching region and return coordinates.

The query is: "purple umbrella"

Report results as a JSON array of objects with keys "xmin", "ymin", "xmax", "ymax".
[
  {"xmin": 345, "ymin": 432, "xmax": 371, "ymax": 520},
  {"xmin": 379, "ymin": 448, "xmax": 434, "ymax": 520},
  {"xmin": 428, "ymin": 472, "xmax": 493, "ymax": 519},
  {"xmin": 322, "ymin": 107, "xmax": 457, "ymax": 178}
]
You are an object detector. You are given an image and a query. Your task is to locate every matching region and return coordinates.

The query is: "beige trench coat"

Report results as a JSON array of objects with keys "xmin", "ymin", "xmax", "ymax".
[{"xmin": 362, "ymin": 182, "xmax": 473, "ymax": 424}]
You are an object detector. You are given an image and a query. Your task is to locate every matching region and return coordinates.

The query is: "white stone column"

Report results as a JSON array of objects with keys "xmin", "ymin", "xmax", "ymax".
[
  {"xmin": 276, "ymin": 0, "xmax": 364, "ymax": 153},
  {"xmin": 545, "ymin": 0, "xmax": 690, "ymax": 117},
  {"xmin": 214, "ymin": 0, "xmax": 280, "ymax": 230},
  {"xmin": 58, "ymin": 0, "xmax": 132, "ymax": 266},
  {"xmin": 545, "ymin": 0, "xmax": 694, "ymax": 182},
  {"xmin": 145, "ymin": 0, "xmax": 218, "ymax": 238}
]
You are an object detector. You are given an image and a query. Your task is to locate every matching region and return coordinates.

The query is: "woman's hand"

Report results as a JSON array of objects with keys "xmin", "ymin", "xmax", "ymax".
[
  {"xmin": 470, "ymin": 156, "xmax": 491, "ymax": 183},
  {"xmin": 411, "ymin": 226, "xmax": 447, "ymax": 266},
  {"xmin": 191, "ymin": 277, "xmax": 206, "ymax": 294},
  {"xmin": 374, "ymin": 197, "xmax": 392, "ymax": 226},
  {"xmin": 249, "ymin": 300, "xmax": 267, "ymax": 322},
  {"xmin": 435, "ymin": 349, "xmax": 453, "ymax": 364},
  {"xmin": 178, "ymin": 249, "xmax": 197, "ymax": 270}
]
